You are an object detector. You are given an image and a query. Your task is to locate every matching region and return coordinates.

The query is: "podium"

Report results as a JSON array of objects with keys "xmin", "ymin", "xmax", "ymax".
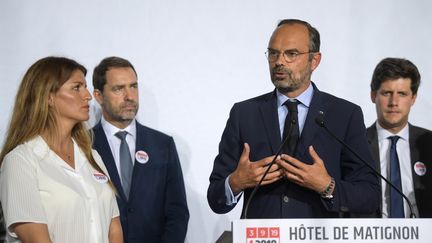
[{"xmin": 230, "ymin": 218, "xmax": 432, "ymax": 243}]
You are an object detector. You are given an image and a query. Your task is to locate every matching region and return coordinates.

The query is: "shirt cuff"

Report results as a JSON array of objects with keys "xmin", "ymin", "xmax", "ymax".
[{"xmin": 224, "ymin": 175, "xmax": 243, "ymax": 205}]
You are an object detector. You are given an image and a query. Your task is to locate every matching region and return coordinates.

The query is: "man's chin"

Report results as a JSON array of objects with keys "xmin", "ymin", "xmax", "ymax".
[
  {"xmin": 120, "ymin": 115, "xmax": 135, "ymax": 122},
  {"xmin": 275, "ymin": 83, "xmax": 296, "ymax": 93},
  {"xmin": 381, "ymin": 119, "xmax": 407, "ymax": 131},
  {"xmin": 120, "ymin": 110, "xmax": 137, "ymax": 119},
  {"xmin": 382, "ymin": 116, "xmax": 403, "ymax": 126}
]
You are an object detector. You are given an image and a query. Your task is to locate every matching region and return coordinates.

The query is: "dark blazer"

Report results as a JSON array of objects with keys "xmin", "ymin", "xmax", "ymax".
[
  {"xmin": 207, "ymin": 83, "xmax": 380, "ymax": 218},
  {"xmin": 93, "ymin": 121, "xmax": 189, "ymax": 243},
  {"xmin": 367, "ymin": 123, "xmax": 432, "ymax": 217}
]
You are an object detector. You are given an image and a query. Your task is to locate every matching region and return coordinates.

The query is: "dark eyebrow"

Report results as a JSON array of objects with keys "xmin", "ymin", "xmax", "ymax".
[
  {"xmin": 284, "ymin": 49, "xmax": 300, "ymax": 53},
  {"xmin": 267, "ymin": 48, "xmax": 300, "ymax": 52}
]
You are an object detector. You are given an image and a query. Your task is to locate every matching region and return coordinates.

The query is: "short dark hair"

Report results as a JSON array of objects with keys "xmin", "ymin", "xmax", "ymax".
[
  {"xmin": 92, "ymin": 56, "xmax": 137, "ymax": 91},
  {"xmin": 277, "ymin": 19, "xmax": 320, "ymax": 52},
  {"xmin": 370, "ymin": 57, "xmax": 421, "ymax": 95}
]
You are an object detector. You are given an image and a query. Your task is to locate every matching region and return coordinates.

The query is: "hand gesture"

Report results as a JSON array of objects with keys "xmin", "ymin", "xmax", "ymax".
[
  {"xmin": 229, "ymin": 143, "xmax": 283, "ymax": 194},
  {"xmin": 276, "ymin": 145, "xmax": 332, "ymax": 193}
]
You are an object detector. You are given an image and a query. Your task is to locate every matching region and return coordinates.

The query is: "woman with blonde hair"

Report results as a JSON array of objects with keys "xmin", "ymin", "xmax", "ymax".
[{"xmin": 0, "ymin": 56, "xmax": 122, "ymax": 243}]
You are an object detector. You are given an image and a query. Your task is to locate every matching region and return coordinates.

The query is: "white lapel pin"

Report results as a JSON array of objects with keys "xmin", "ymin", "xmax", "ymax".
[
  {"xmin": 414, "ymin": 161, "xmax": 426, "ymax": 176},
  {"xmin": 93, "ymin": 172, "xmax": 108, "ymax": 183},
  {"xmin": 135, "ymin": 150, "xmax": 149, "ymax": 164}
]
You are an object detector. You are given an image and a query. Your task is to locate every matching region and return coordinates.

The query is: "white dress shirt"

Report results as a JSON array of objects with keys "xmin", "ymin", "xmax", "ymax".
[
  {"xmin": 101, "ymin": 116, "xmax": 137, "ymax": 181},
  {"xmin": 376, "ymin": 122, "xmax": 418, "ymax": 217},
  {"xmin": 0, "ymin": 136, "xmax": 119, "ymax": 243}
]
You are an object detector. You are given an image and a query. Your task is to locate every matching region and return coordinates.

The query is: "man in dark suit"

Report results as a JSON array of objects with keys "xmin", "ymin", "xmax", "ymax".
[
  {"xmin": 92, "ymin": 57, "xmax": 189, "ymax": 242},
  {"xmin": 207, "ymin": 19, "xmax": 380, "ymax": 218},
  {"xmin": 368, "ymin": 57, "xmax": 432, "ymax": 218}
]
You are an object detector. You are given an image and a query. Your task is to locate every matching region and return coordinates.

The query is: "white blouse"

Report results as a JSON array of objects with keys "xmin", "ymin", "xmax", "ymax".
[{"xmin": 0, "ymin": 136, "xmax": 119, "ymax": 243}]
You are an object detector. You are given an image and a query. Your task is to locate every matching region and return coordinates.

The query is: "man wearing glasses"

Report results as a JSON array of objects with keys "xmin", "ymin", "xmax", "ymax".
[{"xmin": 207, "ymin": 19, "xmax": 380, "ymax": 218}]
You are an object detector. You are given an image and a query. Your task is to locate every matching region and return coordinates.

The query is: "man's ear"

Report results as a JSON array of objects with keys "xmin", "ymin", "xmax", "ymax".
[
  {"xmin": 370, "ymin": 91, "xmax": 377, "ymax": 104},
  {"xmin": 310, "ymin": 52, "xmax": 322, "ymax": 71},
  {"xmin": 411, "ymin": 93, "xmax": 417, "ymax": 107},
  {"xmin": 93, "ymin": 89, "xmax": 104, "ymax": 105}
]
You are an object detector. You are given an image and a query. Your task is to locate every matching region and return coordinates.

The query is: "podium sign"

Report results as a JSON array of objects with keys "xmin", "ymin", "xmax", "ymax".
[{"xmin": 232, "ymin": 218, "xmax": 432, "ymax": 243}]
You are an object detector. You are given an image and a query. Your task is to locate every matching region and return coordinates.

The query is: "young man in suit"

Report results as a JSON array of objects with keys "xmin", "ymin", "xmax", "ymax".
[
  {"xmin": 92, "ymin": 57, "xmax": 189, "ymax": 242},
  {"xmin": 207, "ymin": 19, "xmax": 380, "ymax": 218},
  {"xmin": 368, "ymin": 57, "xmax": 432, "ymax": 218}
]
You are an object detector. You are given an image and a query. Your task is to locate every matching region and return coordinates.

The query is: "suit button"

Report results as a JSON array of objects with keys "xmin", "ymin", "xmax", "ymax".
[
  {"xmin": 128, "ymin": 208, "xmax": 134, "ymax": 213},
  {"xmin": 283, "ymin": 196, "xmax": 289, "ymax": 203}
]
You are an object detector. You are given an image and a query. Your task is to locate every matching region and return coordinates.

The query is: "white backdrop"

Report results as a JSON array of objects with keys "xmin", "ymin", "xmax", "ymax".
[{"xmin": 1, "ymin": 0, "xmax": 431, "ymax": 242}]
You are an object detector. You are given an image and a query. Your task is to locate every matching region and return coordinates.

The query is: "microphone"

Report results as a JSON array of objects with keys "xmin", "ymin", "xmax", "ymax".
[
  {"xmin": 315, "ymin": 111, "xmax": 416, "ymax": 218},
  {"xmin": 242, "ymin": 116, "xmax": 296, "ymax": 219}
]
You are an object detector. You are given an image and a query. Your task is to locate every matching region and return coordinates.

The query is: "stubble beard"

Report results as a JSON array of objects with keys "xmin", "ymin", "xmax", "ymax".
[
  {"xmin": 271, "ymin": 64, "xmax": 312, "ymax": 94},
  {"xmin": 379, "ymin": 113, "xmax": 408, "ymax": 132},
  {"xmin": 103, "ymin": 101, "xmax": 139, "ymax": 124}
]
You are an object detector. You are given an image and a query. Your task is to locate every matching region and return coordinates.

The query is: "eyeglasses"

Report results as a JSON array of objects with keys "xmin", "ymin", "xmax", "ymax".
[{"xmin": 265, "ymin": 49, "xmax": 315, "ymax": 63}]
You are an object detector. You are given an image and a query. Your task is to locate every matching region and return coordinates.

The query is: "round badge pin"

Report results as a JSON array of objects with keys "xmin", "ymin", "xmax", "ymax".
[
  {"xmin": 135, "ymin": 150, "xmax": 149, "ymax": 164},
  {"xmin": 93, "ymin": 172, "xmax": 108, "ymax": 183},
  {"xmin": 414, "ymin": 161, "xmax": 426, "ymax": 176}
]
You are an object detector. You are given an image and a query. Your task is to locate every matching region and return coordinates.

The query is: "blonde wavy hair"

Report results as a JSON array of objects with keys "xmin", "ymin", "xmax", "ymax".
[{"xmin": 0, "ymin": 56, "xmax": 104, "ymax": 175}]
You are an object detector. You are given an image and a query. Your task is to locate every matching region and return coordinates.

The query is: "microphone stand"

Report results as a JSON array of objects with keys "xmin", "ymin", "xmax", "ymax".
[{"xmin": 242, "ymin": 118, "xmax": 296, "ymax": 219}]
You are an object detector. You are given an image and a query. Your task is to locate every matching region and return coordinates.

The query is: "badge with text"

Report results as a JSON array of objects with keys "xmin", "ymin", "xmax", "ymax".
[
  {"xmin": 135, "ymin": 150, "xmax": 149, "ymax": 164},
  {"xmin": 93, "ymin": 172, "xmax": 108, "ymax": 183},
  {"xmin": 246, "ymin": 227, "xmax": 280, "ymax": 243},
  {"xmin": 414, "ymin": 161, "xmax": 426, "ymax": 176}
]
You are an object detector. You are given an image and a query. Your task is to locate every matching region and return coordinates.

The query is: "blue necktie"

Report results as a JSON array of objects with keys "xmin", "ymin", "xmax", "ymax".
[
  {"xmin": 388, "ymin": 136, "xmax": 404, "ymax": 218},
  {"xmin": 282, "ymin": 99, "xmax": 299, "ymax": 156},
  {"xmin": 116, "ymin": 131, "xmax": 133, "ymax": 199}
]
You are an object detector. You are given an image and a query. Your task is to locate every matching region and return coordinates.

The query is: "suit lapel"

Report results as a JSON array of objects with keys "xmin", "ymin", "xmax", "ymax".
[
  {"xmin": 128, "ymin": 121, "xmax": 152, "ymax": 202},
  {"xmin": 258, "ymin": 91, "xmax": 281, "ymax": 154},
  {"xmin": 296, "ymin": 84, "xmax": 329, "ymax": 159},
  {"xmin": 93, "ymin": 122, "xmax": 127, "ymax": 201},
  {"xmin": 367, "ymin": 123, "xmax": 384, "ymax": 217},
  {"xmin": 409, "ymin": 124, "xmax": 420, "ymax": 167},
  {"xmin": 367, "ymin": 124, "xmax": 380, "ymax": 172},
  {"xmin": 408, "ymin": 124, "xmax": 423, "ymax": 193}
]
